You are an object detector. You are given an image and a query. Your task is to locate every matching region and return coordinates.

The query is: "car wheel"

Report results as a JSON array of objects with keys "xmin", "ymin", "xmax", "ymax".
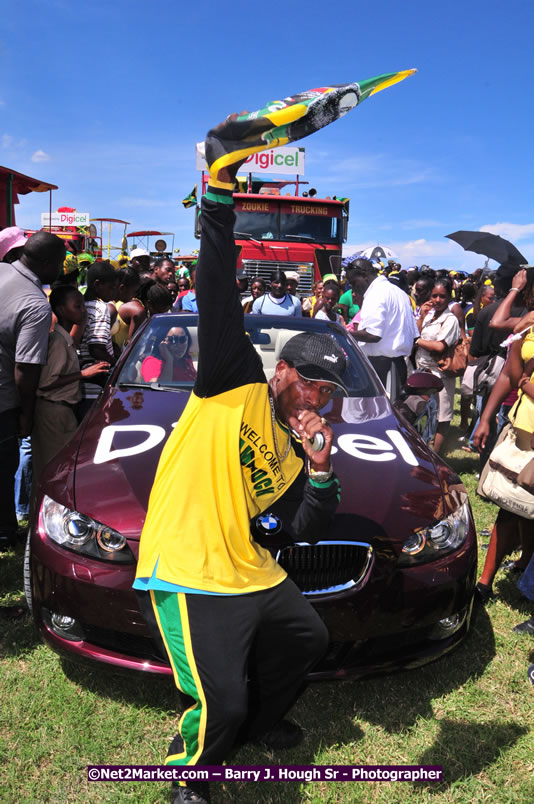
[{"xmin": 23, "ymin": 533, "xmax": 33, "ymax": 615}]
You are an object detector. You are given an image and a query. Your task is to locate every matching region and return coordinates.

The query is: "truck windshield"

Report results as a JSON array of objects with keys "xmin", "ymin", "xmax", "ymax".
[
  {"xmin": 234, "ymin": 209, "xmax": 341, "ymax": 244},
  {"xmin": 280, "ymin": 213, "xmax": 340, "ymax": 244},
  {"xmin": 233, "ymin": 210, "xmax": 278, "ymax": 241}
]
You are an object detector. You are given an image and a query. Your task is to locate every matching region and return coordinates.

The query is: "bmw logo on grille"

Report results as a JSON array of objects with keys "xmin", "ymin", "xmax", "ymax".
[{"xmin": 256, "ymin": 513, "xmax": 282, "ymax": 534}]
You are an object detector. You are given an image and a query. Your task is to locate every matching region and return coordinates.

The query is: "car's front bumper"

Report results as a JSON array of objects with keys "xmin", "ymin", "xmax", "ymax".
[{"xmin": 30, "ymin": 520, "xmax": 477, "ymax": 680}]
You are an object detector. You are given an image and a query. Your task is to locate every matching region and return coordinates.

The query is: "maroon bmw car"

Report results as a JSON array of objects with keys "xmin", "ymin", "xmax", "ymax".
[{"xmin": 26, "ymin": 314, "xmax": 477, "ymax": 680}]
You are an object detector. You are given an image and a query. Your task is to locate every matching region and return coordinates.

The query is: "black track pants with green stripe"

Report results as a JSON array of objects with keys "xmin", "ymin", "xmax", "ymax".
[{"xmin": 141, "ymin": 578, "xmax": 328, "ymax": 765}]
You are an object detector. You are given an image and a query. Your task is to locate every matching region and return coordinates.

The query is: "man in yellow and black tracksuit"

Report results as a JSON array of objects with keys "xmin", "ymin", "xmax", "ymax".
[{"xmin": 134, "ymin": 133, "xmax": 346, "ymax": 804}]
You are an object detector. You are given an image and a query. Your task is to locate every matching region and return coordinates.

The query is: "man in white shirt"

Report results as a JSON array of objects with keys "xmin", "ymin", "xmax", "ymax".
[{"xmin": 347, "ymin": 259, "xmax": 418, "ymax": 394}]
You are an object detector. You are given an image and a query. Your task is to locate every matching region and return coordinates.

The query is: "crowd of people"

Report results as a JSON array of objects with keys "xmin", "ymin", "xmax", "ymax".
[
  {"xmin": 1, "ymin": 204, "xmax": 534, "ymax": 800},
  {"xmin": 0, "ymin": 230, "xmax": 176, "ymax": 558},
  {"xmin": 227, "ymin": 256, "xmax": 534, "ymax": 678},
  {"xmin": 2, "ymin": 225, "xmax": 534, "ymax": 632}
]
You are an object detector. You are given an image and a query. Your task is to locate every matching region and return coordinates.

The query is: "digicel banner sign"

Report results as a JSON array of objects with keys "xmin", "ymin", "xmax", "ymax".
[
  {"xmin": 41, "ymin": 211, "xmax": 90, "ymax": 227},
  {"xmin": 195, "ymin": 143, "xmax": 305, "ymax": 176}
]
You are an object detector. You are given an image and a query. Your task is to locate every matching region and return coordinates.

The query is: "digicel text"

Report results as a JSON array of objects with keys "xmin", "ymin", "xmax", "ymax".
[
  {"xmin": 244, "ymin": 150, "xmax": 299, "ymax": 169},
  {"xmin": 60, "ymin": 213, "xmax": 87, "ymax": 225}
]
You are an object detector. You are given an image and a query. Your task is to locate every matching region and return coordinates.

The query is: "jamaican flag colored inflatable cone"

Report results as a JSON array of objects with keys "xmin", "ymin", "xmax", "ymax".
[{"xmin": 205, "ymin": 69, "xmax": 416, "ymax": 181}]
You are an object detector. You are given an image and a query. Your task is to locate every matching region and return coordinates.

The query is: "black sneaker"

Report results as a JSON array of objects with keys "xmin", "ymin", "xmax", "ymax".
[
  {"xmin": 0, "ymin": 531, "xmax": 16, "ymax": 551},
  {"xmin": 0, "ymin": 604, "xmax": 26, "ymax": 620},
  {"xmin": 512, "ymin": 616, "xmax": 534, "ymax": 636},
  {"xmin": 475, "ymin": 582, "xmax": 494, "ymax": 605},
  {"xmin": 171, "ymin": 782, "xmax": 210, "ymax": 804},
  {"xmin": 252, "ymin": 719, "xmax": 304, "ymax": 750},
  {"xmin": 528, "ymin": 664, "xmax": 534, "ymax": 686}
]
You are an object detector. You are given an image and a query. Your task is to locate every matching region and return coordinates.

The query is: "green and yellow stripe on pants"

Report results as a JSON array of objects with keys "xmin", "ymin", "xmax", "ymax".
[{"xmin": 150, "ymin": 590, "xmax": 207, "ymax": 765}]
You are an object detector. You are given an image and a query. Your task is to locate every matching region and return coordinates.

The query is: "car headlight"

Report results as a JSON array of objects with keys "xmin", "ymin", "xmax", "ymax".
[
  {"xmin": 40, "ymin": 495, "xmax": 135, "ymax": 563},
  {"xmin": 398, "ymin": 502, "xmax": 472, "ymax": 566}
]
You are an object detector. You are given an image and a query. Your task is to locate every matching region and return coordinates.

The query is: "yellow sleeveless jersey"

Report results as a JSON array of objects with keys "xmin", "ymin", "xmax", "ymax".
[{"xmin": 136, "ymin": 382, "xmax": 302, "ymax": 594}]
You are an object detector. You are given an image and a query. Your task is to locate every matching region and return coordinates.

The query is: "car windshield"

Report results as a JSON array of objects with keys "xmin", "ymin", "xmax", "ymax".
[{"xmin": 116, "ymin": 314, "xmax": 382, "ymax": 398}]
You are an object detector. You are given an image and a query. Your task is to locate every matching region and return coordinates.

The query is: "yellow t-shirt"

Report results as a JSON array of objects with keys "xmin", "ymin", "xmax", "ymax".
[
  {"xmin": 510, "ymin": 331, "xmax": 534, "ymax": 433},
  {"xmin": 112, "ymin": 300, "xmax": 130, "ymax": 350},
  {"xmin": 135, "ymin": 381, "xmax": 303, "ymax": 594},
  {"xmin": 135, "ymin": 190, "xmax": 340, "ymax": 597}
]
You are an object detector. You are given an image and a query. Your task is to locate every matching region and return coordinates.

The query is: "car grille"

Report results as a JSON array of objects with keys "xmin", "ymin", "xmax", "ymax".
[
  {"xmin": 242, "ymin": 260, "xmax": 314, "ymax": 295},
  {"xmin": 276, "ymin": 540, "xmax": 373, "ymax": 596}
]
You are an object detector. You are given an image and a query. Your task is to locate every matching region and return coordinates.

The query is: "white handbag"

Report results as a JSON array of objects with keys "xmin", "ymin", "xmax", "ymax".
[{"xmin": 478, "ymin": 425, "xmax": 534, "ymax": 519}]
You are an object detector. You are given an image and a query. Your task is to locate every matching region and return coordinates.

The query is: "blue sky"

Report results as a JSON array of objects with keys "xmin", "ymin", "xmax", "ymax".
[{"xmin": 2, "ymin": 0, "xmax": 533, "ymax": 271}]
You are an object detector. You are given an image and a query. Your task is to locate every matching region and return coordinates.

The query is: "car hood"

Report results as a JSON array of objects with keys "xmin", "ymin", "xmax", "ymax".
[{"xmin": 70, "ymin": 387, "xmax": 465, "ymax": 545}]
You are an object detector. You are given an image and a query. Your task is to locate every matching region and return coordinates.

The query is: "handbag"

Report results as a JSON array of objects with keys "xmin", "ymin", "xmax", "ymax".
[
  {"xmin": 473, "ymin": 353, "xmax": 505, "ymax": 395},
  {"xmin": 478, "ymin": 423, "xmax": 534, "ymax": 518},
  {"xmin": 460, "ymin": 360, "xmax": 480, "ymax": 397},
  {"xmin": 436, "ymin": 334, "xmax": 470, "ymax": 377}
]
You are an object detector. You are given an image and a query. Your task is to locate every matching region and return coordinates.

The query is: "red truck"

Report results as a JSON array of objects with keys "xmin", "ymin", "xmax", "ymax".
[{"xmin": 196, "ymin": 187, "xmax": 349, "ymax": 295}]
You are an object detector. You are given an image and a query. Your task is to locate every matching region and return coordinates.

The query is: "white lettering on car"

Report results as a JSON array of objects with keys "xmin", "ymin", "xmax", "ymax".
[
  {"xmin": 93, "ymin": 425, "xmax": 167, "ymax": 465},
  {"xmin": 385, "ymin": 429, "xmax": 419, "ymax": 467},
  {"xmin": 337, "ymin": 434, "xmax": 396, "ymax": 462},
  {"xmin": 92, "ymin": 426, "xmax": 419, "ymax": 467},
  {"xmin": 337, "ymin": 430, "xmax": 419, "ymax": 466}
]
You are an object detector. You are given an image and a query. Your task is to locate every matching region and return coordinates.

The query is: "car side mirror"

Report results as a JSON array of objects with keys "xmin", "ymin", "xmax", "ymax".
[{"xmin": 403, "ymin": 371, "xmax": 444, "ymax": 396}]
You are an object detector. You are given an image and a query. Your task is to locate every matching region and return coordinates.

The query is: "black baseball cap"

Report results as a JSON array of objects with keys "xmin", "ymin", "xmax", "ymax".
[{"xmin": 280, "ymin": 332, "xmax": 348, "ymax": 395}]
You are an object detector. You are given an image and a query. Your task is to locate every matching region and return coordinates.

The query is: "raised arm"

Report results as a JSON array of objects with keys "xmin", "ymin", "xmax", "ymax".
[
  {"xmin": 489, "ymin": 269, "xmax": 527, "ymax": 331},
  {"xmin": 194, "ymin": 129, "xmax": 264, "ymax": 398}
]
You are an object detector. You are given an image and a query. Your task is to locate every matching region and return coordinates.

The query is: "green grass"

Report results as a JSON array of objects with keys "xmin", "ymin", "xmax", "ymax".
[{"xmin": 1, "ymin": 417, "xmax": 533, "ymax": 803}]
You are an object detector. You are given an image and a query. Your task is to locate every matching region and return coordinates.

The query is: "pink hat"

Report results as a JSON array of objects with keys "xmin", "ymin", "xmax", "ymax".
[{"xmin": 0, "ymin": 226, "xmax": 26, "ymax": 260}]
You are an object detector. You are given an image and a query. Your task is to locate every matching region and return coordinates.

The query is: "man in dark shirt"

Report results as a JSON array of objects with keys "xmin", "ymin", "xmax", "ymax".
[{"xmin": 470, "ymin": 300, "xmax": 526, "ymax": 359}]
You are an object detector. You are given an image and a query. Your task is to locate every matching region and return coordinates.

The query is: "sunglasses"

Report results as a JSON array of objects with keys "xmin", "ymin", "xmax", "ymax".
[{"xmin": 166, "ymin": 335, "xmax": 188, "ymax": 345}]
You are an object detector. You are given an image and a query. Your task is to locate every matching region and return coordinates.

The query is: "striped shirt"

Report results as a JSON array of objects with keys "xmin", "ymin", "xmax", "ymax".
[{"xmin": 79, "ymin": 299, "xmax": 113, "ymax": 399}]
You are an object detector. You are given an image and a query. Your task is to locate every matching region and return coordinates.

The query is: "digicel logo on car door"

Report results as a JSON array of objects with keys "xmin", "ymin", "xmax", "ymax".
[{"xmin": 93, "ymin": 425, "xmax": 419, "ymax": 468}]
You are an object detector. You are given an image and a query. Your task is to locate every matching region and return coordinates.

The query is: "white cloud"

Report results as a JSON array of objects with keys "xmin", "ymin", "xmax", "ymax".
[
  {"xmin": 1, "ymin": 134, "xmax": 13, "ymax": 148},
  {"xmin": 342, "ymin": 237, "xmax": 497, "ymax": 271},
  {"xmin": 389, "ymin": 238, "xmax": 456, "ymax": 258},
  {"xmin": 308, "ymin": 151, "xmax": 441, "ymax": 190},
  {"xmin": 344, "ymin": 238, "xmax": 457, "ymax": 260},
  {"xmin": 479, "ymin": 222, "xmax": 534, "ymax": 242},
  {"xmin": 31, "ymin": 149, "xmax": 51, "ymax": 163}
]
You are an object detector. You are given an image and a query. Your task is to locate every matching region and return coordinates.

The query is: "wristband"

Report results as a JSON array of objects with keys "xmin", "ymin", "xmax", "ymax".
[
  {"xmin": 308, "ymin": 464, "xmax": 333, "ymax": 483},
  {"xmin": 510, "ymin": 287, "xmax": 520, "ymax": 293}
]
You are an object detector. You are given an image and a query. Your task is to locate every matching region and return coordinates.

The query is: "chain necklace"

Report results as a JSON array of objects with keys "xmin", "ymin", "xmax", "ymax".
[{"xmin": 268, "ymin": 390, "xmax": 291, "ymax": 464}]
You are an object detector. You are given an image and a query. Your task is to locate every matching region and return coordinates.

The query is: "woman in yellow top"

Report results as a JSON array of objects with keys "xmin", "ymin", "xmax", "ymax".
[
  {"xmin": 474, "ymin": 295, "xmax": 534, "ymax": 602},
  {"xmin": 112, "ymin": 267, "xmax": 142, "ymax": 350},
  {"xmin": 301, "ymin": 279, "xmax": 324, "ymax": 317}
]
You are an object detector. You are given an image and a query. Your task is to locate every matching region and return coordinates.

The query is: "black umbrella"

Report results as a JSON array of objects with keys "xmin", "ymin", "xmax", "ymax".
[{"xmin": 446, "ymin": 230, "xmax": 527, "ymax": 265}]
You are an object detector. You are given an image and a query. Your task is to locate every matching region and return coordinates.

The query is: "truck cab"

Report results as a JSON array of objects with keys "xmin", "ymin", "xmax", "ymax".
[{"xmin": 196, "ymin": 188, "xmax": 349, "ymax": 295}]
